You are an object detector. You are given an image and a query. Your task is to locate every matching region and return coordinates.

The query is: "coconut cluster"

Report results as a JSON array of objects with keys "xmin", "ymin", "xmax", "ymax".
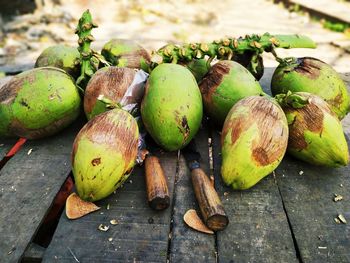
[
  {"xmin": 1, "ymin": 10, "xmax": 348, "ymax": 206},
  {"xmin": 218, "ymin": 57, "xmax": 349, "ymax": 190}
]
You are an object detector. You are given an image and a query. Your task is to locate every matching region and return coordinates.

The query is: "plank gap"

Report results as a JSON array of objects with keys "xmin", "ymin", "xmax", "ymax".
[
  {"xmin": 17, "ymin": 172, "xmax": 72, "ymax": 262},
  {"xmin": 166, "ymin": 150, "xmax": 180, "ymax": 262},
  {"xmin": 208, "ymin": 124, "xmax": 220, "ymax": 263},
  {"xmin": 274, "ymin": 172, "xmax": 303, "ymax": 263},
  {"xmin": 32, "ymin": 175, "xmax": 73, "ymax": 248}
]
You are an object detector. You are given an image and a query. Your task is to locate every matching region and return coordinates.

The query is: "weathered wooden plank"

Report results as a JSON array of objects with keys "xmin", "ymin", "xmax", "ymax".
[
  {"xmin": 286, "ymin": 0, "xmax": 350, "ymax": 25},
  {"xmin": 22, "ymin": 243, "xmax": 45, "ymax": 263},
  {"xmin": 212, "ymin": 130, "xmax": 298, "ymax": 263},
  {"xmin": 275, "ymin": 153, "xmax": 350, "ymax": 263},
  {"xmin": 43, "ymin": 152, "xmax": 177, "ymax": 263},
  {"xmin": 0, "ymin": 121, "xmax": 83, "ymax": 263},
  {"xmin": 169, "ymin": 126, "xmax": 217, "ymax": 262}
]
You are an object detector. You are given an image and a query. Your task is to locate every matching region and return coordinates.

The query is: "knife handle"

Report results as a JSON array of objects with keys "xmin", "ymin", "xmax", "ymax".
[
  {"xmin": 191, "ymin": 168, "xmax": 229, "ymax": 231},
  {"xmin": 145, "ymin": 155, "xmax": 170, "ymax": 210}
]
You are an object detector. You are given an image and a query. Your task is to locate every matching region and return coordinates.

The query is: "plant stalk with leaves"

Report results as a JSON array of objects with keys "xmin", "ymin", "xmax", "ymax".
[
  {"xmin": 75, "ymin": 10, "xmax": 98, "ymax": 88},
  {"xmin": 75, "ymin": 10, "xmax": 110, "ymax": 89},
  {"xmin": 149, "ymin": 33, "xmax": 316, "ymax": 75},
  {"xmin": 74, "ymin": 11, "xmax": 316, "ymax": 82}
]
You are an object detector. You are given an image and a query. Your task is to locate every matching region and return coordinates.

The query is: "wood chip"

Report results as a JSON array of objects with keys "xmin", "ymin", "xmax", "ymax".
[
  {"xmin": 98, "ymin": 224, "xmax": 109, "ymax": 232},
  {"xmin": 183, "ymin": 209, "xmax": 214, "ymax": 234},
  {"xmin": 7, "ymin": 247, "xmax": 15, "ymax": 255},
  {"xmin": 333, "ymin": 194, "xmax": 343, "ymax": 202},
  {"xmin": 110, "ymin": 219, "xmax": 118, "ymax": 225},
  {"xmin": 338, "ymin": 214, "xmax": 347, "ymax": 224},
  {"xmin": 66, "ymin": 193, "xmax": 100, "ymax": 219},
  {"xmin": 140, "ymin": 149, "xmax": 149, "ymax": 161}
]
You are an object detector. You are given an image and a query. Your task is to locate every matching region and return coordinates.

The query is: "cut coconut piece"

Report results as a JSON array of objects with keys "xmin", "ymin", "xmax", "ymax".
[
  {"xmin": 66, "ymin": 193, "xmax": 100, "ymax": 219},
  {"xmin": 183, "ymin": 209, "xmax": 214, "ymax": 234}
]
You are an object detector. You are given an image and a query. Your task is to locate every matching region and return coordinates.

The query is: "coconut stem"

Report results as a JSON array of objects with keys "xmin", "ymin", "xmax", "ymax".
[
  {"xmin": 275, "ymin": 91, "xmax": 310, "ymax": 109},
  {"xmin": 149, "ymin": 33, "xmax": 316, "ymax": 73},
  {"xmin": 97, "ymin": 95, "xmax": 121, "ymax": 109},
  {"xmin": 75, "ymin": 10, "xmax": 98, "ymax": 89}
]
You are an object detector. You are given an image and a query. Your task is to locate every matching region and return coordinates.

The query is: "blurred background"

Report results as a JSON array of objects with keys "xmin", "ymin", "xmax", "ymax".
[{"xmin": 0, "ymin": 0, "xmax": 349, "ymax": 73}]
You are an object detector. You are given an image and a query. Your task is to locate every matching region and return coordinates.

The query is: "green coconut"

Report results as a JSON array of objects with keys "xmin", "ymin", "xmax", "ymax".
[
  {"xmin": 271, "ymin": 57, "xmax": 350, "ymax": 119},
  {"xmin": 72, "ymin": 108, "xmax": 139, "ymax": 201},
  {"xmin": 0, "ymin": 67, "xmax": 81, "ymax": 139},
  {"xmin": 182, "ymin": 59, "xmax": 210, "ymax": 83},
  {"xmin": 276, "ymin": 92, "xmax": 349, "ymax": 167},
  {"xmin": 84, "ymin": 66, "xmax": 137, "ymax": 120},
  {"xmin": 101, "ymin": 39, "xmax": 150, "ymax": 71},
  {"xmin": 221, "ymin": 95, "xmax": 288, "ymax": 189},
  {"xmin": 141, "ymin": 63, "xmax": 203, "ymax": 151},
  {"xmin": 199, "ymin": 60, "xmax": 264, "ymax": 126},
  {"xmin": 35, "ymin": 45, "xmax": 80, "ymax": 78}
]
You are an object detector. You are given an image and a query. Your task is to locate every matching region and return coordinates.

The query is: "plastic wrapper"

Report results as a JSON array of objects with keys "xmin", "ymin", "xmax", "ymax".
[
  {"xmin": 96, "ymin": 69, "xmax": 151, "ymax": 165},
  {"xmin": 116, "ymin": 69, "xmax": 149, "ymax": 165},
  {"xmin": 120, "ymin": 69, "xmax": 149, "ymax": 113}
]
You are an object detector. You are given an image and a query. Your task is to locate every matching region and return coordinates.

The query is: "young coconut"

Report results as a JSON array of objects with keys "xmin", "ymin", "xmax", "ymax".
[
  {"xmin": 101, "ymin": 39, "xmax": 151, "ymax": 71},
  {"xmin": 72, "ymin": 108, "xmax": 139, "ymax": 202},
  {"xmin": 84, "ymin": 66, "xmax": 137, "ymax": 120},
  {"xmin": 199, "ymin": 60, "xmax": 264, "ymax": 126},
  {"xmin": 141, "ymin": 63, "xmax": 203, "ymax": 151},
  {"xmin": 221, "ymin": 96, "xmax": 288, "ymax": 190},
  {"xmin": 271, "ymin": 57, "xmax": 350, "ymax": 119},
  {"xmin": 0, "ymin": 67, "xmax": 81, "ymax": 139},
  {"xmin": 35, "ymin": 45, "xmax": 80, "ymax": 78},
  {"xmin": 275, "ymin": 92, "xmax": 349, "ymax": 167},
  {"xmin": 179, "ymin": 58, "xmax": 210, "ymax": 83},
  {"xmin": 233, "ymin": 52, "xmax": 264, "ymax": 80}
]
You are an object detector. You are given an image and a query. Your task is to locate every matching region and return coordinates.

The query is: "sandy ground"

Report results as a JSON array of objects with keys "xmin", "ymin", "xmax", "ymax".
[{"xmin": 0, "ymin": 0, "xmax": 349, "ymax": 72}]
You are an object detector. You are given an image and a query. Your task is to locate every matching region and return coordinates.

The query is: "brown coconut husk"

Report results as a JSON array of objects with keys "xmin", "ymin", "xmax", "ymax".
[
  {"xmin": 66, "ymin": 193, "xmax": 100, "ymax": 219},
  {"xmin": 183, "ymin": 209, "xmax": 214, "ymax": 234}
]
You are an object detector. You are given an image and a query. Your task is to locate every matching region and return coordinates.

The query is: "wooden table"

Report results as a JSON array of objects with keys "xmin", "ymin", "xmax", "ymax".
[{"xmin": 0, "ymin": 69, "xmax": 349, "ymax": 263}]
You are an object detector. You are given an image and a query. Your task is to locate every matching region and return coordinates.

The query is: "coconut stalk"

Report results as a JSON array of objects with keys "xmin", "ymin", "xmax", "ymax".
[
  {"xmin": 74, "ymin": 11, "xmax": 316, "ymax": 80},
  {"xmin": 149, "ymin": 33, "xmax": 316, "ymax": 74},
  {"xmin": 75, "ymin": 10, "xmax": 97, "ymax": 88},
  {"xmin": 75, "ymin": 10, "xmax": 110, "ymax": 89}
]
